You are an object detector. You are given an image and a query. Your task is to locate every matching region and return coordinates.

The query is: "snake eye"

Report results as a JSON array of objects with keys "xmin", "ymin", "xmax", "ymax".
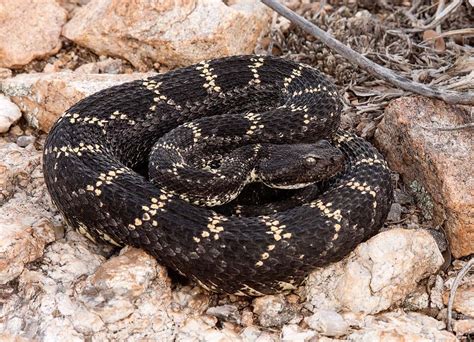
[{"xmin": 305, "ymin": 156, "xmax": 318, "ymax": 164}]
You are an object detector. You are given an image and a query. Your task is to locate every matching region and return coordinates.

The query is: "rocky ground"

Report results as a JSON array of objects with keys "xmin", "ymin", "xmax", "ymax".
[{"xmin": 0, "ymin": 0, "xmax": 473, "ymax": 341}]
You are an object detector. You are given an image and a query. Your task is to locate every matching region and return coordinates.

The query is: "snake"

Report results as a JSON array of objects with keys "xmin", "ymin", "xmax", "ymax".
[{"xmin": 43, "ymin": 55, "xmax": 393, "ymax": 296}]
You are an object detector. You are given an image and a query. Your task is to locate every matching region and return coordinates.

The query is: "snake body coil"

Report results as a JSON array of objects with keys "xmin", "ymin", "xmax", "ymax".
[{"xmin": 43, "ymin": 55, "xmax": 392, "ymax": 295}]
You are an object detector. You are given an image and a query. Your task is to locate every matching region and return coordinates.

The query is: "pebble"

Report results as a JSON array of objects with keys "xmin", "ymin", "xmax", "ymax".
[{"xmin": 16, "ymin": 135, "xmax": 36, "ymax": 147}]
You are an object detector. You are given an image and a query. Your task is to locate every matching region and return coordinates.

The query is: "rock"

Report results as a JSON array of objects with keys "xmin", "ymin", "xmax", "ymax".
[
  {"xmin": 78, "ymin": 247, "xmax": 170, "ymax": 324},
  {"xmin": 253, "ymin": 295, "xmax": 298, "ymax": 328},
  {"xmin": 452, "ymin": 319, "xmax": 474, "ymax": 336},
  {"xmin": 206, "ymin": 304, "xmax": 240, "ymax": 323},
  {"xmin": 281, "ymin": 324, "xmax": 318, "ymax": 341},
  {"xmin": 0, "ymin": 142, "xmax": 42, "ymax": 203},
  {"xmin": 240, "ymin": 326, "xmax": 279, "ymax": 342},
  {"xmin": 0, "ymin": 0, "xmax": 67, "ymax": 68},
  {"xmin": 0, "ymin": 95, "xmax": 22, "ymax": 133},
  {"xmin": 16, "ymin": 136, "xmax": 36, "ymax": 148},
  {"xmin": 375, "ymin": 96, "xmax": 474, "ymax": 258},
  {"xmin": 0, "ymin": 68, "xmax": 13, "ymax": 79},
  {"xmin": 403, "ymin": 288, "xmax": 430, "ymax": 311},
  {"xmin": 387, "ymin": 202, "xmax": 403, "ymax": 222},
  {"xmin": 175, "ymin": 316, "xmax": 240, "ymax": 341},
  {"xmin": 0, "ymin": 72, "xmax": 150, "ymax": 133},
  {"xmin": 305, "ymin": 309, "xmax": 350, "ymax": 337},
  {"xmin": 74, "ymin": 57, "xmax": 126, "ymax": 74},
  {"xmin": 305, "ymin": 228, "xmax": 444, "ymax": 314},
  {"xmin": 62, "ymin": 0, "xmax": 271, "ymax": 70},
  {"xmin": 347, "ymin": 310, "xmax": 456, "ymax": 341},
  {"xmin": 0, "ymin": 212, "xmax": 56, "ymax": 284},
  {"xmin": 443, "ymin": 282, "xmax": 474, "ymax": 317}
]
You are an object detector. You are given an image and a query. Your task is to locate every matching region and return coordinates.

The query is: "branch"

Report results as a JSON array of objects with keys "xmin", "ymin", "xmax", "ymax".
[
  {"xmin": 447, "ymin": 258, "xmax": 474, "ymax": 332},
  {"xmin": 261, "ymin": 0, "xmax": 474, "ymax": 106}
]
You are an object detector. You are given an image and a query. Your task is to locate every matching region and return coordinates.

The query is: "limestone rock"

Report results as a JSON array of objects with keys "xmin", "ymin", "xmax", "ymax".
[
  {"xmin": 375, "ymin": 96, "xmax": 474, "ymax": 258},
  {"xmin": 0, "ymin": 72, "xmax": 150, "ymax": 133},
  {"xmin": 305, "ymin": 228, "xmax": 444, "ymax": 314},
  {"xmin": 0, "ymin": 95, "xmax": 22, "ymax": 133},
  {"xmin": 348, "ymin": 310, "xmax": 456, "ymax": 341},
  {"xmin": 62, "ymin": 0, "xmax": 271, "ymax": 70},
  {"xmin": 0, "ymin": 0, "xmax": 67, "ymax": 68}
]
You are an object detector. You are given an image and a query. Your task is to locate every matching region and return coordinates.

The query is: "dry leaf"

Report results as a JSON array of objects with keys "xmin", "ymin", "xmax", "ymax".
[{"xmin": 423, "ymin": 30, "xmax": 446, "ymax": 53}]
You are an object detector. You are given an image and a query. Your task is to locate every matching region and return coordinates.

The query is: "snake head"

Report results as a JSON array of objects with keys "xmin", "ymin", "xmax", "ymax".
[{"xmin": 256, "ymin": 140, "xmax": 345, "ymax": 189}]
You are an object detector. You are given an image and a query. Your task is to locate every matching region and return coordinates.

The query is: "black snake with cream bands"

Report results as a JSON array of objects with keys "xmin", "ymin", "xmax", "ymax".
[{"xmin": 43, "ymin": 55, "xmax": 393, "ymax": 295}]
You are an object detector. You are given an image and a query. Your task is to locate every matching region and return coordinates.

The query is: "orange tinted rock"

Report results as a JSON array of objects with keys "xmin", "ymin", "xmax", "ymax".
[
  {"xmin": 375, "ymin": 97, "xmax": 473, "ymax": 258},
  {"xmin": 0, "ymin": 0, "xmax": 66, "ymax": 68},
  {"xmin": 62, "ymin": 0, "xmax": 271, "ymax": 70}
]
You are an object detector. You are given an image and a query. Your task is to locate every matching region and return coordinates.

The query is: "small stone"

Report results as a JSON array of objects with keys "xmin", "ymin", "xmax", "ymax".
[
  {"xmin": 16, "ymin": 136, "xmax": 36, "ymax": 148},
  {"xmin": 0, "ymin": 95, "xmax": 22, "ymax": 133},
  {"xmin": 305, "ymin": 309, "xmax": 350, "ymax": 337},
  {"xmin": 241, "ymin": 309, "xmax": 254, "ymax": 327},
  {"xmin": 206, "ymin": 304, "xmax": 240, "ymax": 323},
  {"xmin": 403, "ymin": 289, "xmax": 430, "ymax": 311},
  {"xmin": 281, "ymin": 324, "xmax": 317, "ymax": 342},
  {"xmin": 0, "ymin": 68, "xmax": 13, "ymax": 79},
  {"xmin": 253, "ymin": 295, "xmax": 297, "ymax": 328},
  {"xmin": 387, "ymin": 203, "xmax": 402, "ymax": 222}
]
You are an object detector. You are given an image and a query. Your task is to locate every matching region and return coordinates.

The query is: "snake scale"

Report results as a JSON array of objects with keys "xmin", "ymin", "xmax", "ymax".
[{"xmin": 43, "ymin": 55, "xmax": 393, "ymax": 295}]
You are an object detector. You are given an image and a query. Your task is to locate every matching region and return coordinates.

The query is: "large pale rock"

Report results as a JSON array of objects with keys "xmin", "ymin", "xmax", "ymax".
[
  {"xmin": 0, "ymin": 95, "xmax": 22, "ymax": 133},
  {"xmin": 0, "ymin": 0, "xmax": 67, "ymax": 68},
  {"xmin": 62, "ymin": 0, "xmax": 271, "ymax": 70},
  {"xmin": 0, "ymin": 72, "xmax": 150, "ymax": 133},
  {"xmin": 347, "ymin": 310, "xmax": 456, "ymax": 341},
  {"xmin": 305, "ymin": 228, "xmax": 444, "ymax": 314},
  {"xmin": 375, "ymin": 96, "xmax": 473, "ymax": 258}
]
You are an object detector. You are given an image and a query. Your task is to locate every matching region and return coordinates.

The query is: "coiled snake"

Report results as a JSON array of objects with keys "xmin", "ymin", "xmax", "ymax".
[{"xmin": 43, "ymin": 55, "xmax": 392, "ymax": 295}]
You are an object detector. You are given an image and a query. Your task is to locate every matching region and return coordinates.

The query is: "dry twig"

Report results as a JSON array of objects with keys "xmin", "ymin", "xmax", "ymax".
[
  {"xmin": 261, "ymin": 0, "xmax": 474, "ymax": 105},
  {"xmin": 447, "ymin": 258, "xmax": 474, "ymax": 332}
]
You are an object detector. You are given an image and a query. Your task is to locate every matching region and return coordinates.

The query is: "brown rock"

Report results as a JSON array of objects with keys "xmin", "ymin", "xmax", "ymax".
[
  {"xmin": 62, "ymin": 0, "xmax": 271, "ymax": 70},
  {"xmin": 0, "ymin": 72, "xmax": 150, "ymax": 133},
  {"xmin": 375, "ymin": 96, "xmax": 473, "ymax": 258},
  {"xmin": 0, "ymin": 0, "xmax": 67, "ymax": 68}
]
